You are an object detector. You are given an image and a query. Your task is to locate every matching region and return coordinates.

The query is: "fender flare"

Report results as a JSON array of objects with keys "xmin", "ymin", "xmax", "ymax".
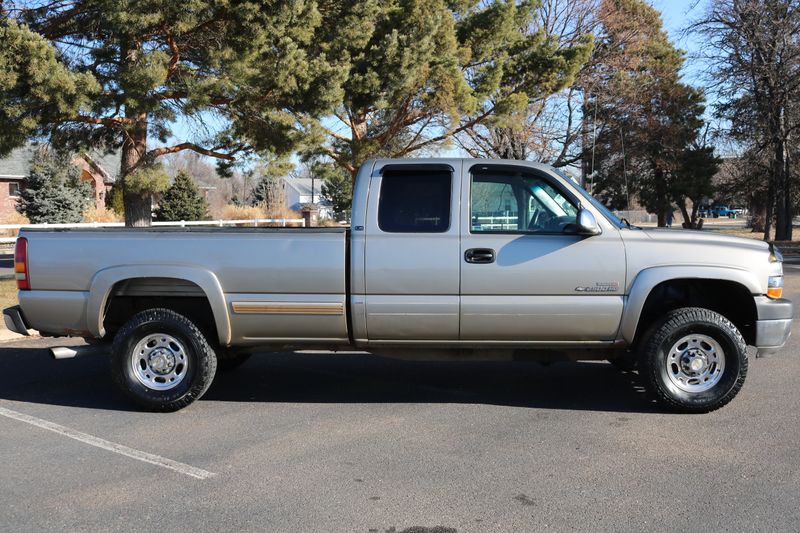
[
  {"xmin": 619, "ymin": 265, "xmax": 761, "ymax": 343},
  {"xmin": 86, "ymin": 265, "xmax": 231, "ymax": 345}
]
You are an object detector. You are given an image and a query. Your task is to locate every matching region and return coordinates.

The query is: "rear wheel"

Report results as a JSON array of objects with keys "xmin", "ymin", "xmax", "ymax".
[
  {"xmin": 639, "ymin": 307, "xmax": 747, "ymax": 413},
  {"xmin": 111, "ymin": 308, "xmax": 217, "ymax": 411}
]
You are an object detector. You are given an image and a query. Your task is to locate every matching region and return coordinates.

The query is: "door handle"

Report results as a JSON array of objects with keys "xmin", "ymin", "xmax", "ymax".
[{"xmin": 465, "ymin": 248, "xmax": 495, "ymax": 264}]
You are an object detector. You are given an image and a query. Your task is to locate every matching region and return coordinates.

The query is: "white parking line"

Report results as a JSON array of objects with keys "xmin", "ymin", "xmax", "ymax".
[{"xmin": 0, "ymin": 406, "xmax": 216, "ymax": 480}]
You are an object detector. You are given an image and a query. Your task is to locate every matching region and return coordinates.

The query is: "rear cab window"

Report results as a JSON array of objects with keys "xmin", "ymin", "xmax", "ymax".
[{"xmin": 378, "ymin": 170, "xmax": 452, "ymax": 233}]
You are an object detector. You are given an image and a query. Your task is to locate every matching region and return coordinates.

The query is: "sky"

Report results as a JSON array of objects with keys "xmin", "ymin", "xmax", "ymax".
[{"xmin": 651, "ymin": 0, "xmax": 708, "ymax": 85}]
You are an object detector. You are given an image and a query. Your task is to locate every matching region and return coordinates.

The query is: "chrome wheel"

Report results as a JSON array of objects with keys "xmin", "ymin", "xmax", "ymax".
[
  {"xmin": 131, "ymin": 333, "xmax": 189, "ymax": 391},
  {"xmin": 665, "ymin": 333, "xmax": 725, "ymax": 393}
]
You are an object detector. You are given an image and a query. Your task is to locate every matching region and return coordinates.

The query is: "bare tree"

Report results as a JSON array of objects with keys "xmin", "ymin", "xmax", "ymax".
[
  {"xmin": 694, "ymin": 0, "xmax": 800, "ymax": 240},
  {"xmin": 457, "ymin": 0, "xmax": 599, "ymax": 166}
]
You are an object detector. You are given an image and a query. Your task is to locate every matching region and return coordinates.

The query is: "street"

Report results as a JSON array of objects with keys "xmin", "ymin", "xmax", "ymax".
[{"xmin": 1, "ymin": 270, "xmax": 798, "ymax": 532}]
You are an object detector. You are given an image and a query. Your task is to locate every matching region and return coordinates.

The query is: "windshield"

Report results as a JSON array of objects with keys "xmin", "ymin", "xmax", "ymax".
[{"xmin": 551, "ymin": 169, "xmax": 626, "ymax": 229}]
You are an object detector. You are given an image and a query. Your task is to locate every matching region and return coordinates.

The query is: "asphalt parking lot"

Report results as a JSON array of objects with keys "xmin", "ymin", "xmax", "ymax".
[{"xmin": 1, "ymin": 272, "xmax": 799, "ymax": 531}]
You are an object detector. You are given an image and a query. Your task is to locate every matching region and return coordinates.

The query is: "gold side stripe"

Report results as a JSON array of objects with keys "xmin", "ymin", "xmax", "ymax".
[{"xmin": 231, "ymin": 302, "xmax": 344, "ymax": 315}]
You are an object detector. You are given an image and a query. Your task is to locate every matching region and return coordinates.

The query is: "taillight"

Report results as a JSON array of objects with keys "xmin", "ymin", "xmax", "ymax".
[{"xmin": 14, "ymin": 237, "xmax": 29, "ymax": 290}]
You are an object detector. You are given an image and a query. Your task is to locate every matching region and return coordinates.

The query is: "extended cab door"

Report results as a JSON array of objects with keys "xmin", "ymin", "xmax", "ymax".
[
  {"xmin": 459, "ymin": 163, "xmax": 626, "ymax": 342},
  {"xmin": 362, "ymin": 161, "xmax": 462, "ymax": 342}
]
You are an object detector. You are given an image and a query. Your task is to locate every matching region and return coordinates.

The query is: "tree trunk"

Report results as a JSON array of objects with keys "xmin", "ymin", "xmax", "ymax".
[
  {"xmin": 750, "ymin": 195, "xmax": 766, "ymax": 233},
  {"xmin": 782, "ymin": 152, "xmax": 792, "ymax": 240},
  {"xmin": 120, "ymin": 116, "xmax": 151, "ymax": 227},
  {"xmin": 764, "ymin": 182, "xmax": 775, "ymax": 241},
  {"xmin": 678, "ymin": 199, "xmax": 691, "ymax": 228},
  {"xmin": 580, "ymin": 98, "xmax": 590, "ymax": 190},
  {"xmin": 120, "ymin": 42, "xmax": 152, "ymax": 227},
  {"xmin": 773, "ymin": 137, "xmax": 790, "ymax": 241}
]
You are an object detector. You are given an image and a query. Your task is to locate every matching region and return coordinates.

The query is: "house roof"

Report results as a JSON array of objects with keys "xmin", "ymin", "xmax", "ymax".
[
  {"xmin": 0, "ymin": 145, "xmax": 34, "ymax": 179},
  {"xmin": 0, "ymin": 143, "xmax": 121, "ymax": 183},
  {"xmin": 282, "ymin": 177, "xmax": 325, "ymax": 198}
]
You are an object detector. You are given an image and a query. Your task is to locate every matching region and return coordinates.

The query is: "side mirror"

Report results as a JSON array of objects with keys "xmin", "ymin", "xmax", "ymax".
[{"xmin": 577, "ymin": 208, "xmax": 602, "ymax": 236}]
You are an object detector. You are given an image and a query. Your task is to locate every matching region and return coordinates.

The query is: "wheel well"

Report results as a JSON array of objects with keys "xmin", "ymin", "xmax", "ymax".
[
  {"xmin": 103, "ymin": 277, "xmax": 218, "ymax": 344},
  {"xmin": 634, "ymin": 279, "xmax": 757, "ymax": 346}
]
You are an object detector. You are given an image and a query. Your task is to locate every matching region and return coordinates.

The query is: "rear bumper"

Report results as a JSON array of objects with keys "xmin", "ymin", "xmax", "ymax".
[
  {"xmin": 754, "ymin": 296, "xmax": 793, "ymax": 355},
  {"xmin": 3, "ymin": 306, "xmax": 31, "ymax": 336}
]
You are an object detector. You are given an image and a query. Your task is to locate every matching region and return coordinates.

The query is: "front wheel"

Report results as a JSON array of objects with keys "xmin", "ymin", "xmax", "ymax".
[
  {"xmin": 111, "ymin": 308, "xmax": 217, "ymax": 411},
  {"xmin": 639, "ymin": 307, "xmax": 747, "ymax": 413}
]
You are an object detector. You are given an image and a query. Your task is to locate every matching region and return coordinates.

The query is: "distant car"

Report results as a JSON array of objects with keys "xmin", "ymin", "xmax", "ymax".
[{"xmin": 709, "ymin": 205, "xmax": 737, "ymax": 218}]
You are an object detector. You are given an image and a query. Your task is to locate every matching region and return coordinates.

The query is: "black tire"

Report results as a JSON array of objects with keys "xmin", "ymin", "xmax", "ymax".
[
  {"xmin": 638, "ymin": 307, "xmax": 747, "ymax": 413},
  {"xmin": 216, "ymin": 352, "xmax": 252, "ymax": 373},
  {"xmin": 111, "ymin": 308, "xmax": 217, "ymax": 412}
]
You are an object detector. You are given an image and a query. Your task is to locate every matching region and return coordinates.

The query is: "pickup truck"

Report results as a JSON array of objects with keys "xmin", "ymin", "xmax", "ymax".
[{"xmin": 4, "ymin": 159, "xmax": 793, "ymax": 413}]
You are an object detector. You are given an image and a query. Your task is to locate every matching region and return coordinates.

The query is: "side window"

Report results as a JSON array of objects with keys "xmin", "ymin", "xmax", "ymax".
[
  {"xmin": 8, "ymin": 183, "xmax": 20, "ymax": 197},
  {"xmin": 471, "ymin": 180, "xmax": 520, "ymax": 231},
  {"xmin": 471, "ymin": 169, "xmax": 578, "ymax": 233},
  {"xmin": 378, "ymin": 170, "xmax": 451, "ymax": 233}
]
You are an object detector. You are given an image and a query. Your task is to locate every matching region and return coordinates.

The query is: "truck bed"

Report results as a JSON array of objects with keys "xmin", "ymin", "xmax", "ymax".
[{"xmin": 19, "ymin": 227, "xmax": 350, "ymax": 345}]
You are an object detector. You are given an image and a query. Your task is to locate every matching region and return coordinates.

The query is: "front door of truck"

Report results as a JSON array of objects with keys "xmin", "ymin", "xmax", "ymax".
[
  {"xmin": 363, "ymin": 162, "xmax": 462, "ymax": 342},
  {"xmin": 459, "ymin": 164, "xmax": 626, "ymax": 342}
]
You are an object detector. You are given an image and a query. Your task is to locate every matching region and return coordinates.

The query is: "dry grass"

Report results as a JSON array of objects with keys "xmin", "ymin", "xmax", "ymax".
[
  {"xmin": 82, "ymin": 205, "xmax": 122, "ymax": 223},
  {"xmin": 264, "ymin": 206, "xmax": 303, "ymax": 220},
  {"xmin": 0, "ymin": 278, "xmax": 18, "ymax": 313},
  {"xmin": 220, "ymin": 204, "xmax": 266, "ymax": 220},
  {"xmin": 0, "ymin": 212, "xmax": 29, "ymax": 239},
  {"xmin": 220, "ymin": 204, "xmax": 303, "ymax": 226}
]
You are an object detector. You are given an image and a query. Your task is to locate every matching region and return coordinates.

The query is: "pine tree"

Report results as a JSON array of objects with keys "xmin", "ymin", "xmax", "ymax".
[
  {"xmin": 154, "ymin": 172, "xmax": 209, "ymax": 222},
  {"xmin": 316, "ymin": 163, "xmax": 353, "ymax": 220},
  {"xmin": 302, "ymin": 0, "xmax": 592, "ymax": 177},
  {"xmin": 1, "ymin": 3, "xmax": 349, "ymax": 226},
  {"xmin": 16, "ymin": 147, "xmax": 92, "ymax": 224}
]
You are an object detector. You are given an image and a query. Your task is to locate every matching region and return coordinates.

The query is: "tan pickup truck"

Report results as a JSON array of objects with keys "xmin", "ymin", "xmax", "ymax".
[{"xmin": 4, "ymin": 159, "xmax": 793, "ymax": 412}]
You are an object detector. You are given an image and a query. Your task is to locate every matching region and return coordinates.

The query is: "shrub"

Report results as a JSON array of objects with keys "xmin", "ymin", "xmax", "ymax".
[
  {"xmin": 105, "ymin": 182, "xmax": 125, "ymax": 216},
  {"xmin": 16, "ymin": 146, "xmax": 92, "ymax": 223},
  {"xmin": 154, "ymin": 171, "xmax": 209, "ymax": 221}
]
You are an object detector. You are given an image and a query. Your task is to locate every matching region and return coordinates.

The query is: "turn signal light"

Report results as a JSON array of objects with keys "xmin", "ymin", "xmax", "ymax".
[
  {"xmin": 767, "ymin": 275, "xmax": 783, "ymax": 299},
  {"xmin": 14, "ymin": 237, "xmax": 29, "ymax": 290}
]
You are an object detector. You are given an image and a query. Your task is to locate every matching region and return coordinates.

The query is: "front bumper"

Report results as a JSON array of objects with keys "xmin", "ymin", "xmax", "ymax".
[
  {"xmin": 3, "ymin": 305, "xmax": 31, "ymax": 336},
  {"xmin": 754, "ymin": 296, "xmax": 793, "ymax": 355}
]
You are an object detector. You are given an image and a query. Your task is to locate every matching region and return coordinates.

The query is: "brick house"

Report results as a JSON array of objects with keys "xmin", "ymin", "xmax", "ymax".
[{"xmin": 0, "ymin": 144, "xmax": 119, "ymax": 222}]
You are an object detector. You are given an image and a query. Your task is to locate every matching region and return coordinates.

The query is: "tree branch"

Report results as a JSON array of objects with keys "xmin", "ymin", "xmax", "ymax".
[
  {"xmin": 146, "ymin": 143, "xmax": 238, "ymax": 161},
  {"xmin": 68, "ymin": 115, "xmax": 134, "ymax": 127},
  {"xmin": 396, "ymin": 105, "xmax": 496, "ymax": 156},
  {"xmin": 165, "ymin": 29, "xmax": 180, "ymax": 80}
]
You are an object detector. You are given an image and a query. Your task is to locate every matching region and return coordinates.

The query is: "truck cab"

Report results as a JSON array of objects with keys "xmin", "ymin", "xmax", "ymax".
[{"xmin": 350, "ymin": 159, "xmax": 625, "ymax": 347}]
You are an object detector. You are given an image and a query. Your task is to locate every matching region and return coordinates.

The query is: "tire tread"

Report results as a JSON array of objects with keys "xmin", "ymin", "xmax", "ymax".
[
  {"xmin": 111, "ymin": 308, "xmax": 217, "ymax": 412},
  {"xmin": 639, "ymin": 307, "xmax": 748, "ymax": 413}
]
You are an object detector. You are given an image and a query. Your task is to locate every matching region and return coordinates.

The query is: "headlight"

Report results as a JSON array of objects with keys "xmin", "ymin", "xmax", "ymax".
[{"xmin": 768, "ymin": 275, "xmax": 784, "ymax": 299}]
